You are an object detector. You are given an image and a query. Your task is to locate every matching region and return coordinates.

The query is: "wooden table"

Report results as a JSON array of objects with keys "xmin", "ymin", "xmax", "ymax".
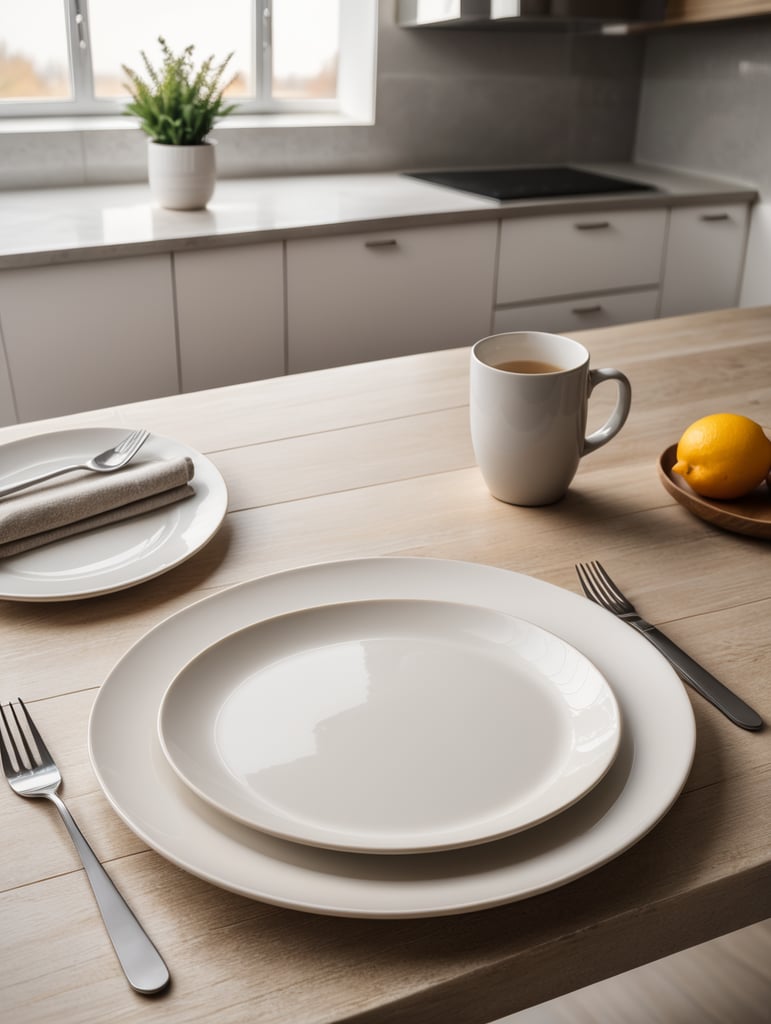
[{"xmin": 1, "ymin": 306, "xmax": 769, "ymax": 1024}]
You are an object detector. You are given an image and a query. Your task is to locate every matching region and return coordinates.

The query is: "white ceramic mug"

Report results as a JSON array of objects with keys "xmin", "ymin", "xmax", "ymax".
[{"xmin": 470, "ymin": 331, "xmax": 632, "ymax": 506}]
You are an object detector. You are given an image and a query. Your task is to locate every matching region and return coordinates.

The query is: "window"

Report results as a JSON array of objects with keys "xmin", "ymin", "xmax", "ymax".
[{"xmin": 0, "ymin": 0, "xmax": 356, "ymax": 118}]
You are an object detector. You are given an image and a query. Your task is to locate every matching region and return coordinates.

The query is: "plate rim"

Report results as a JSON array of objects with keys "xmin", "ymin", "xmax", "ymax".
[
  {"xmin": 0, "ymin": 426, "xmax": 228, "ymax": 600},
  {"xmin": 157, "ymin": 597, "xmax": 622, "ymax": 854},
  {"xmin": 88, "ymin": 556, "xmax": 695, "ymax": 918}
]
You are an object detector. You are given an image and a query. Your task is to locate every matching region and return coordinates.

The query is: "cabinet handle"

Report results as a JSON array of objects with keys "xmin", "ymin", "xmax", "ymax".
[
  {"xmin": 700, "ymin": 212, "xmax": 731, "ymax": 222},
  {"xmin": 571, "ymin": 304, "xmax": 603, "ymax": 314},
  {"xmin": 364, "ymin": 239, "xmax": 398, "ymax": 248},
  {"xmin": 574, "ymin": 221, "xmax": 611, "ymax": 230}
]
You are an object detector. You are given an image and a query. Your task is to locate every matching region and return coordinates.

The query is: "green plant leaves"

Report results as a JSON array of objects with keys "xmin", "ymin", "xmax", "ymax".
[{"xmin": 122, "ymin": 36, "xmax": 236, "ymax": 145}]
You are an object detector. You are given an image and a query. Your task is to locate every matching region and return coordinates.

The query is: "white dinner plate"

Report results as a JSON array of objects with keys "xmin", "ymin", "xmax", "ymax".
[
  {"xmin": 89, "ymin": 557, "xmax": 696, "ymax": 919},
  {"xmin": 158, "ymin": 599, "xmax": 621, "ymax": 853},
  {"xmin": 0, "ymin": 427, "xmax": 228, "ymax": 600}
]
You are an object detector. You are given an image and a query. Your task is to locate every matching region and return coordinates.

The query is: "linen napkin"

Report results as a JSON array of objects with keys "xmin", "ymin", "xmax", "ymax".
[{"xmin": 0, "ymin": 456, "xmax": 195, "ymax": 558}]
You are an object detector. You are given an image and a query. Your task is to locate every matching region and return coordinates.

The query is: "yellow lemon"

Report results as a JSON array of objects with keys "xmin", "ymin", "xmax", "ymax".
[{"xmin": 672, "ymin": 413, "xmax": 771, "ymax": 500}]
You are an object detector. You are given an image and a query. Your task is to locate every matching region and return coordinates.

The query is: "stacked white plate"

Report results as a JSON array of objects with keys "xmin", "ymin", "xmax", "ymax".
[
  {"xmin": 0, "ymin": 427, "xmax": 228, "ymax": 601},
  {"xmin": 89, "ymin": 557, "xmax": 696, "ymax": 918}
]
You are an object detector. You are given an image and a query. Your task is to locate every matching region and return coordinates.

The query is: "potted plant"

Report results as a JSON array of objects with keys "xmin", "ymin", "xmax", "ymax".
[{"xmin": 122, "ymin": 36, "xmax": 236, "ymax": 210}]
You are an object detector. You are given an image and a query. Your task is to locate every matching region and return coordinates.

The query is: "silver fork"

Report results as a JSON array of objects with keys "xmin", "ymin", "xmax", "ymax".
[
  {"xmin": 0, "ymin": 428, "xmax": 150, "ymax": 499},
  {"xmin": 0, "ymin": 698, "xmax": 170, "ymax": 994},
  {"xmin": 575, "ymin": 561, "xmax": 763, "ymax": 732}
]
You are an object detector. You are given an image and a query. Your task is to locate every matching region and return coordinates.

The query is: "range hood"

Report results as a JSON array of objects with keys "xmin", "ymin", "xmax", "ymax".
[{"xmin": 397, "ymin": 0, "xmax": 666, "ymax": 31}]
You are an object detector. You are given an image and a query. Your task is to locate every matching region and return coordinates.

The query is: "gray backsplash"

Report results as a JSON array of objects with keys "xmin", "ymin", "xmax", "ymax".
[
  {"xmin": 368, "ymin": 15, "xmax": 645, "ymax": 173},
  {"xmin": 0, "ymin": 3, "xmax": 645, "ymax": 189},
  {"xmin": 635, "ymin": 20, "xmax": 771, "ymax": 196},
  {"xmin": 0, "ymin": 7, "xmax": 768, "ymax": 199}
]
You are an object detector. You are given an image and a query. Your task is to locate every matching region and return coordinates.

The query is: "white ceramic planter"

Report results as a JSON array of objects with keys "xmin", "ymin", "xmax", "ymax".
[{"xmin": 147, "ymin": 140, "xmax": 217, "ymax": 211}]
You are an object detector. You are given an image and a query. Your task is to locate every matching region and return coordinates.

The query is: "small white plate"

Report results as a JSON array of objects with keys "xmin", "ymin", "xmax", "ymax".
[
  {"xmin": 0, "ymin": 427, "xmax": 228, "ymax": 601},
  {"xmin": 158, "ymin": 599, "xmax": 621, "ymax": 854},
  {"xmin": 89, "ymin": 558, "xmax": 696, "ymax": 918}
]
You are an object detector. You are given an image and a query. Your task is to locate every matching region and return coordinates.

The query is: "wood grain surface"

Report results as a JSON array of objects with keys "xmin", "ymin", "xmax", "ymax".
[
  {"xmin": 664, "ymin": 0, "xmax": 771, "ymax": 25},
  {"xmin": 1, "ymin": 306, "xmax": 770, "ymax": 1024}
]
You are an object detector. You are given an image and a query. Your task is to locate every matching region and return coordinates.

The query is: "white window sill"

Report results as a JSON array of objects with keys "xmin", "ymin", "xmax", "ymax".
[{"xmin": 0, "ymin": 110, "xmax": 374, "ymax": 135}]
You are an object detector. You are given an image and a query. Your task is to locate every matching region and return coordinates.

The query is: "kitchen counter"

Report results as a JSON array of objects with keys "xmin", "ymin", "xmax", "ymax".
[{"xmin": 0, "ymin": 163, "xmax": 757, "ymax": 270}]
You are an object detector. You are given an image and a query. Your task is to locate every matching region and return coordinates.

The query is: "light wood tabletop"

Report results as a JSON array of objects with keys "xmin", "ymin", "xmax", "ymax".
[{"xmin": 1, "ymin": 306, "xmax": 769, "ymax": 1024}]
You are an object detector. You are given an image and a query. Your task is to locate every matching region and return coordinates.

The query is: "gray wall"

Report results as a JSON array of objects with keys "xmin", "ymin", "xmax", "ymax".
[
  {"xmin": 635, "ymin": 20, "xmax": 771, "ymax": 194},
  {"xmin": 213, "ymin": 12, "xmax": 646, "ymax": 180},
  {"xmin": 362, "ymin": 12, "xmax": 645, "ymax": 173},
  {"xmin": 634, "ymin": 20, "xmax": 771, "ymax": 306},
  {"xmin": 0, "ymin": 2, "xmax": 645, "ymax": 188}
]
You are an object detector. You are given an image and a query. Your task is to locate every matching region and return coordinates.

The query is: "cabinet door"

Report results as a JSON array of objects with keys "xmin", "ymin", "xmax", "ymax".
[
  {"xmin": 493, "ymin": 288, "xmax": 660, "ymax": 335},
  {"xmin": 659, "ymin": 204, "xmax": 749, "ymax": 318},
  {"xmin": 0, "ymin": 328, "xmax": 16, "ymax": 426},
  {"xmin": 174, "ymin": 243, "xmax": 285, "ymax": 391},
  {"xmin": 286, "ymin": 222, "xmax": 497, "ymax": 373},
  {"xmin": 0, "ymin": 256, "xmax": 179, "ymax": 422},
  {"xmin": 497, "ymin": 209, "xmax": 667, "ymax": 305}
]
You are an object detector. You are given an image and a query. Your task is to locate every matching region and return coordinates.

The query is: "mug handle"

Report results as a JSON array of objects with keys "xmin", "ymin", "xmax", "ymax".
[{"xmin": 583, "ymin": 368, "xmax": 632, "ymax": 455}]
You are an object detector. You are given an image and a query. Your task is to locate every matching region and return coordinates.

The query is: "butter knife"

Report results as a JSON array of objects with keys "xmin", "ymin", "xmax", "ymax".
[{"xmin": 576, "ymin": 562, "xmax": 763, "ymax": 732}]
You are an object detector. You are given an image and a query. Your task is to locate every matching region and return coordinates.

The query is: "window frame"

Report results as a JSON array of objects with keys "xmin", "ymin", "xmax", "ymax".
[{"xmin": 0, "ymin": 0, "xmax": 352, "ymax": 120}]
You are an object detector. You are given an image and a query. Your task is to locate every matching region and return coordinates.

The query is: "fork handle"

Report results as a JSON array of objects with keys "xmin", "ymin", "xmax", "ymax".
[
  {"xmin": 46, "ymin": 792, "xmax": 170, "ymax": 994},
  {"xmin": 0, "ymin": 464, "xmax": 83, "ymax": 499},
  {"xmin": 630, "ymin": 620, "xmax": 763, "ymax": 731}
]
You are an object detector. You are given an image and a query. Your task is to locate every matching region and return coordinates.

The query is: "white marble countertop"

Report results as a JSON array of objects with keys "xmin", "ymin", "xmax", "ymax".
[{"xmin": 0, "ymin": 163, "xmax": 757, "ymax": 270}]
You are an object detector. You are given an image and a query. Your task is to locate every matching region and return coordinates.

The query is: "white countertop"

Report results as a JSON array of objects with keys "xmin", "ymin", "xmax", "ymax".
[{"xmin": 0, "ymin": 163, "xmax": 757, "ymax": 270}]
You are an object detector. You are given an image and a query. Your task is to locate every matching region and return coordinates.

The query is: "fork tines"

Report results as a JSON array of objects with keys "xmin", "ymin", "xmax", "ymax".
[
  {"xmin": 575, "ymin": 561, "xmax": 633, "ymax": 615},
  {"xmin": 118, "ymin": 429, "xmax": 150, "ymax": 454},
  {"xmin": 0, "ymin": 699, "xmax": 47, "ymax": 775}
]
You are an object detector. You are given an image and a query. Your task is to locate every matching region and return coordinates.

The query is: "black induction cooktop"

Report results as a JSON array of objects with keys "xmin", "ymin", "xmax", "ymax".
[{"xmin": 406, "ymin": 166, "xmax": 657, "ymax": 201}]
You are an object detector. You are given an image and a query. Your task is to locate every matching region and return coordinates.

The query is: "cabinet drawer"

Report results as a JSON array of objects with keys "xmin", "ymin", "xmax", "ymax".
[
  {"xmin": 493, "ymin": 288, "xmax": 660, "ymax": 335},
  {"xmin": 287, "ymin": 222, "xmax": 497, "ymax": 373},
  {"xmin": 497, "ymin": 209, "xmax": 667, "ymax": 305},
  {"xmin": 659, "ymin": 204, "xmax": 749, "ymax": 317}
]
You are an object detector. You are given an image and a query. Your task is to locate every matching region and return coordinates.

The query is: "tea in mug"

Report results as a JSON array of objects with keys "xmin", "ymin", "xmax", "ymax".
[{"xmin": 493, "ymin": 359, "xmax": 562, "ymax": 374}]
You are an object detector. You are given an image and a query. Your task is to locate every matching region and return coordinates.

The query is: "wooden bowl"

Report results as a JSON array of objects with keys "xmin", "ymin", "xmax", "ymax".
[{"xmin": 658, "ymin": 444, "xmax": 771, "ymax": 539}]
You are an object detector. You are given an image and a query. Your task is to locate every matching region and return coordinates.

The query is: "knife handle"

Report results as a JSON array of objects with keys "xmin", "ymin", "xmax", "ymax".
[{"xmin": 632, "ymin": 621, "xmax": 763, "ymax": 731}]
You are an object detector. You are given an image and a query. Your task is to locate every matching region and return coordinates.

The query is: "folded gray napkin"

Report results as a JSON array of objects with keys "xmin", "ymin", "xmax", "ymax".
[{"xmin": 0, "ymin": 456, "xmax": 195, "ymax": 558}]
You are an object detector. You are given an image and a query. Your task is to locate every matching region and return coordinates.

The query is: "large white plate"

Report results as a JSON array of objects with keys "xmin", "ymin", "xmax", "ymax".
[
  {"xmin": 0, "ymin": 428, "xmax": 228, "ymax": 601},
  {"xmin": 158, "ymin": 599, "xmax": 621, "ymax": 854},
  {"xmin": 89, "ymin": 557, "xmax": 696, "ymax": 919}
]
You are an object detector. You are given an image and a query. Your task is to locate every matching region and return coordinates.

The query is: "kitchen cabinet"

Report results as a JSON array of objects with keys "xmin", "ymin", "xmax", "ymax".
[
  {"xmin": 0, "ymin": 192, "xmax": 752, "ymax": 424},
  {"xmin": 632, "ymin": 0, "xmax": 771, "ymax": 28},
  {"xmin": 493, "ymin": 288, "xmax": 660, "ymax": 335},
  {"xmin": 285, "ymin": 222, "xmax": 497, "ymax": 373},
  {"xmin": 662, "ymin": 0, "xmax": 771, "ymax": 25},
  {"xmin": 0, "ymin": 256, "xmax": 178, "ymax": 422},
  {"xmin": 497, "ymin": 209, "xmax": 667, "ymax": 305},
  {"xmin": 174, "ymin": 243, "xmax": 285, "ymax": 392},
  {"xmin": 659, "ymin": 204, "xmax": 749, "ymax": 317},
  {"xmin": 0, "ymin": 333, "xmax": 15, "ymax": 426},
  {"xmin": 495, "ymin": 208, "xmax": 667, "ymax": 334}
]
